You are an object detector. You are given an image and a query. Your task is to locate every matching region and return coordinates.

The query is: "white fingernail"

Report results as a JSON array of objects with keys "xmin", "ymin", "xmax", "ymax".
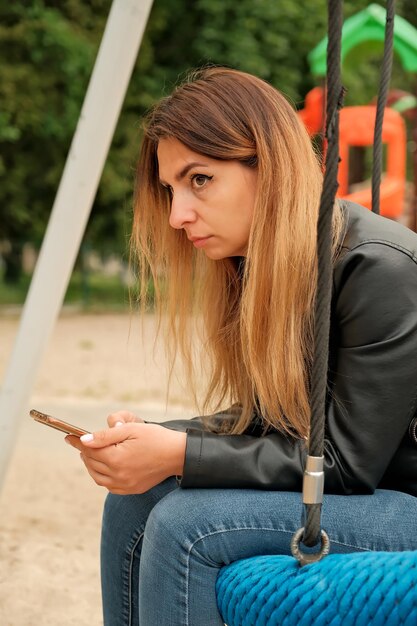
[
  {"xmin": 115, "ymin": 421, "xmax": 124, "ymax": 427},
  {"xmin": 80, "ymin": 433, "xmax": 94, "ymax": 443}
]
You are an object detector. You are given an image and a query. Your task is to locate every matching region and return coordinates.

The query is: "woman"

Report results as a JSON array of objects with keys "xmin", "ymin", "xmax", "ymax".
[{"xmin": 67, "ymin": 67, "xmax": 417, "ymax": 625}]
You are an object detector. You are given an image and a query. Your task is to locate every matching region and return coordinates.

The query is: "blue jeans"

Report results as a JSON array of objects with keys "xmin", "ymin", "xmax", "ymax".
[{"xmin": 100, "ymin": 481, "xmax": 417, "ymax": 625}]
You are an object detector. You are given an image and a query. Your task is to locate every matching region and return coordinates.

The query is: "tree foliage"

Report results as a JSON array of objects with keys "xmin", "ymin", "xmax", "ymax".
[
  {"xmin": 0, "ymin": 1, "xmax": 106, "ymax": 280},
  {"xmin": 1, "ymin": 0, "xmax": 416, "ymax": 281}
]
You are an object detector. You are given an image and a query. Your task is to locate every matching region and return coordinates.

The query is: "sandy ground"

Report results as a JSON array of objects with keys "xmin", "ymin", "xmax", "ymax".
[
  {"xmin": 0, "ymin": 312, "xmax": 197, "ymax": 626},
  {"xmin": 1, "ymin": 200, "xmax": 415, "ymax": 625}
]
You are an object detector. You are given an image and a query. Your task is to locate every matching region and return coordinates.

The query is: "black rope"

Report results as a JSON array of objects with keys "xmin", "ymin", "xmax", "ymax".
[
  {"xmin": 372, "ymin": 0, "xmax": 396, "ymax": 214},
  {"xmin": 302, "ymin": 0, "xmax": 344, "ymax": 548},
  {"xmin": 302, "ymin": 0, "xmax": 397, "ymax": 548}
]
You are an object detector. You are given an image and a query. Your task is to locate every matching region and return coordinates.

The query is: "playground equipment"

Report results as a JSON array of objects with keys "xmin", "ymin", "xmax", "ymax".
[
  {"xmin": 300, "ymin": 3, "xmax": 417, "ymax": 226},
  {"xmin": 0, "ymin": 0, "xmax": 155, "ymax": 488},
  {"xmin": 389, "ymin": 90, "xmax": 417, "ymax": 228},
  {"xmin": 338, "ymin": 105, "xmax": 406, "ymax": 217},
  {"xmin": 299, "ymin": 87, "xmax": 407, "ymax": 219},
  {"xmin": 297, "ymin": 87, "xmax": 324, "ymax": 136},
  {"xmin": 309, "ymin": 3, "xmax": 417, "ymax": 76},
  {"xmin": 298, "ymin": 90, "xmax": 407, "ymax": 219}
]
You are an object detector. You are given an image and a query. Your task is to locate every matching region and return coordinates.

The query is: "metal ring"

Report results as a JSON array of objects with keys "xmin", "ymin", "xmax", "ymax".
[{"xmin": 290, "ymin": 527, "xmax": 330, "ymax": 567}]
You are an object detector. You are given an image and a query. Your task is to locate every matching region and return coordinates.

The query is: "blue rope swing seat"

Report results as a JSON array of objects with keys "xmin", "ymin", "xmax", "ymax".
[
  {"xmin": 217, "ymin": 551, "xmax": 417, "ymax": 625},
  {"xmin": 216, "ymin": 1, "xmax": 417, "ymax": 624}
]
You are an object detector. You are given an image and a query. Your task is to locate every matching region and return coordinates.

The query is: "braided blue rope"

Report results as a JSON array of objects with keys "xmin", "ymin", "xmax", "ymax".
[{"xmin": 217, "ymin": 551, "xmax": 417, "ymax": 625}]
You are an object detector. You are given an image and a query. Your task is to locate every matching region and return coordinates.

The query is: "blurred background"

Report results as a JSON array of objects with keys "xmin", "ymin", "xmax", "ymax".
[
  {"xmin": 1, "ymin": 0, "xmax": 416, "ymax": 309},
  {"xmin": 1, "ymin": 1, "xmax": 417, "ymax": 624}
]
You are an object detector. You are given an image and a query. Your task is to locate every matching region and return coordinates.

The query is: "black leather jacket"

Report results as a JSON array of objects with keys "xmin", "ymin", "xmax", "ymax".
[{"xmin": 165, "ymin": 202, "xmax": 417, "ymax": 496}]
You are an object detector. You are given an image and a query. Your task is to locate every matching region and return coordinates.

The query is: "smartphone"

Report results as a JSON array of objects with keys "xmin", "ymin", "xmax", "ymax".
[{"xmin": 30, "ymin": 409, "xmax": 89, "ymax": 437}]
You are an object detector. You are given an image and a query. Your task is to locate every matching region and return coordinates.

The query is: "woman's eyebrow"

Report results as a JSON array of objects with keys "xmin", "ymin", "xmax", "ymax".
[
  {"xmin": 176, "ymin": 162, "xmax": 208, "ymax": 181},
  {"xmin": 159, "ymin": 161, "xmax": 209, "ymax": 186}
]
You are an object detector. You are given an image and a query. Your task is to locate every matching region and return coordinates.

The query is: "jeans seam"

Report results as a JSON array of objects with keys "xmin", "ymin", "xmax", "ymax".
[
  {"xmin": 184, "ymin": 526, "xmax": 372, "ymax": 624},
  {"xmin": 126, "ymin": 531, "xmax": 144, "ymax": 626},
  {"xmin": 123, "ymin": 487, "xmax": 169, "ymax": 626}
]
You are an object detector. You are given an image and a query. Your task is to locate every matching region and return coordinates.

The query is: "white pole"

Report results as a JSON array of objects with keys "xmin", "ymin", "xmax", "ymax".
[{"xmin": 0, "ymin": 0, "xmax": 154, "ymax": 488}]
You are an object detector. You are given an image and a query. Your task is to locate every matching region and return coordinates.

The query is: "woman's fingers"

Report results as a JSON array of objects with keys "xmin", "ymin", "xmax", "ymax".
[
  {"xmin": 78, "ymin": 424, "xmax": 137, "ymax": 448},
  {"xmin": 66, "ymin": 423, "xmax": 186, "ymax": 495},
  {"xmin": 79, "ymin": 452, "xmax": 139, "ymax": 494},
  {"xmin": 66, "ymin": 423, "xmax": 135, "ymax": 451},
  {"xmin": 107, "ymin": 410, "xmax": 143, "ymax": 427},
  {"xmin": 80, "ymin": 460, "xmax": 113, "ymax": 489},
  {"xmin": 79, "ymin": 452, "xmax": 110, "ymax": 477}
]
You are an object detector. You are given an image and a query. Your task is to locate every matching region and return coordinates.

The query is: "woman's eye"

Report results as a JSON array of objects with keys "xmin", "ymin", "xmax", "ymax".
[{"xmin": 191, "ymin": 174, "xmax": 212, "ymax": 189}]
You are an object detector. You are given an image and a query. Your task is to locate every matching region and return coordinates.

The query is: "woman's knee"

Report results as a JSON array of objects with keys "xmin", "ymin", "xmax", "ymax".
[
  {"xmin": 101, "ymin": 494, "xmax": 147, "ymax": 569},
  {"xmin": 103, "ymin": 493, "xmax": 145, "ymax": 539},
  {"xmin": 143, "ymin": 488, "xmax": 194, "ymax": 550},
  {"xmin": 102, "ymin": 478, "xmax": 178, "ymax": 541}
]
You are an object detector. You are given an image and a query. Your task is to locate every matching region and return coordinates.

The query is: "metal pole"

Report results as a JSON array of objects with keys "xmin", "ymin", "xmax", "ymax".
[{"xmin": 0, "ymin": 0, "xmax": 154, "ymax": 489}]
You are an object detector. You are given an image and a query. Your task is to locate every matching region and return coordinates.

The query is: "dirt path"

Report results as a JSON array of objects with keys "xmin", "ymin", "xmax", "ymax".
[{"xmin": 0, "ymin": 313, "xmax": 196, "ymax": 626}]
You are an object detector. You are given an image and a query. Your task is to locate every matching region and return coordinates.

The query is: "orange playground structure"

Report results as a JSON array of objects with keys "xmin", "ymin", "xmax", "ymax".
[{"xmin": 298, "ymin": 87, "xmax": 406, "ymax": 219}]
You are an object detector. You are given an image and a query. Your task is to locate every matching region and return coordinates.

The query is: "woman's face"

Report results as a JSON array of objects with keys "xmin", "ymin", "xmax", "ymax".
[{"xmin": 157, "ymin": 138, "xmax": 257, "ymax": 260}]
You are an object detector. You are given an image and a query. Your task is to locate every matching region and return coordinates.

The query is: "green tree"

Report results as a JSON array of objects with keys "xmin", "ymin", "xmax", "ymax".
[
  {"xmin": 0, "ymin": 1, "xmax": 107, "ymax": 281},
  {"xmin": 1, "ymin": 0, "xmax": 415, "ymax": 286}
]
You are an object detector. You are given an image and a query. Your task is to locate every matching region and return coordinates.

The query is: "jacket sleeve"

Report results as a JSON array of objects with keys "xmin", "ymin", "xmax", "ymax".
[{"xmin": 165, "ymin": 242, "xmax": 417, "ymax": 494}]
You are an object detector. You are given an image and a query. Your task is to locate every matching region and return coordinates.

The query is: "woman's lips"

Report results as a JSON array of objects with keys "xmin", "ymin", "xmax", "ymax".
[{"xmin": 190, "ymin": 236, "xmax": 212, "ymax": 248}]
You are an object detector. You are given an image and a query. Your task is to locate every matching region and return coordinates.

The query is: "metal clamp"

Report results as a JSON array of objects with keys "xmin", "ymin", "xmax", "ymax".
[
  {"xmin": 302, "ymin": 455, "xmax": 324, "ymax": 504},
  {"xmin": 291, "ymin": 527, "xmax": 330, "ymax": 566}
]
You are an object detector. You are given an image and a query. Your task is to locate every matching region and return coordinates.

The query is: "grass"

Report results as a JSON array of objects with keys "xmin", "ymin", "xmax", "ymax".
[{"xmin": 0, "ymin": 270, "xmax": 133, "ymax": 311}]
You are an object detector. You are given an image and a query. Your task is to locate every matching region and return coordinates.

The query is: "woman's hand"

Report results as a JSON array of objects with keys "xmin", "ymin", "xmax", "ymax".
[
  {"xmin": 66, "ymin": 423, "xmax": 186, "ymax": 495},
  {"xmin": 106, "ymin": 410, "xmax": 144, "ymax": 428}
]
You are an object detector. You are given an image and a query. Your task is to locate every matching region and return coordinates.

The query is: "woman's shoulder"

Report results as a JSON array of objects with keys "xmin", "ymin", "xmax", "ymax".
[
  {"xmin": 332, "ymin": 201, "xmax": 417, "ymax": 305},
  {"xmin": 331, "ymin": 201, "xmax": 417, "ymax": 346},
  {"xmin": 339, "ymin": 200, "xmax": 417, "ymax": 264}
]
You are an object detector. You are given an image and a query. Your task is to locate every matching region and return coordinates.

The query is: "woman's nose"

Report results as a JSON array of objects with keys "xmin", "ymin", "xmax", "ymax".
[{"xmin": 169, "ymin": 192, "xmax": 197, "ymax": 230}]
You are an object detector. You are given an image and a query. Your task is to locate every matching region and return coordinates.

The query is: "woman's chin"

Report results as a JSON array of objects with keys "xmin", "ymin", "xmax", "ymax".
[
  {"xmin": 201, "ymin": 245, "xmax": 245, "ymax": 261},
  {"xmin": 203, "ymin": 249, "xmax": 227, "ymax": 261}
]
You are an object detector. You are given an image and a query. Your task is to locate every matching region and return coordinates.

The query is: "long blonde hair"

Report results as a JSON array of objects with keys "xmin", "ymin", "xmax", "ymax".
[{"xmin": 132, "ymin": 67, "xmax": 344, "ymax": 438}]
